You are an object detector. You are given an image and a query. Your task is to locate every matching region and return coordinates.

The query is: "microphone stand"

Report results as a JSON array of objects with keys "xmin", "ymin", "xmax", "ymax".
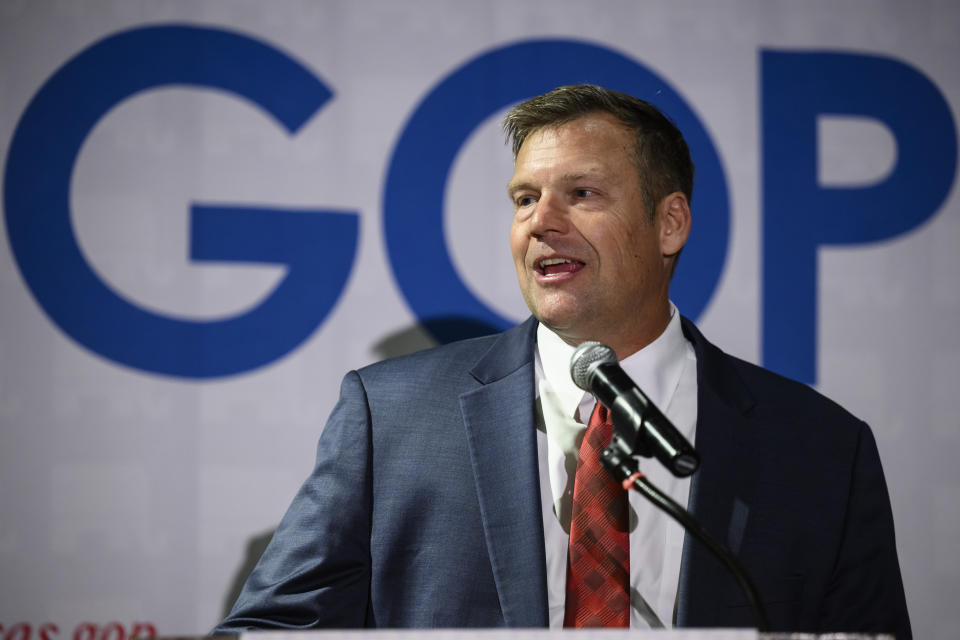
[{"xmin": 600, "ymin": 440, "xmax": 771, "ymax": 632}]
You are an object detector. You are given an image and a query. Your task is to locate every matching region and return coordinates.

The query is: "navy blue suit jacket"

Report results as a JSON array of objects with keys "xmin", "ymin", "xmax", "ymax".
[{"xmin": 216, "ymin": 317, "xmax": 910, "ymax": 637}]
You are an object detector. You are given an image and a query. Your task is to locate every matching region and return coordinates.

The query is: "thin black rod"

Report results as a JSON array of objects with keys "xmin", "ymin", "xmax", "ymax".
[{"xmin": 602, "ymin": 450, "xmax": 771, "ymax": 631}]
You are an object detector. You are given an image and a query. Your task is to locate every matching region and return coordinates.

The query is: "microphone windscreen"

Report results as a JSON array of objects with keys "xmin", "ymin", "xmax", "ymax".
[{"xmin": 569, "ymin": 341, "xmax": 617, "ymax": 390}]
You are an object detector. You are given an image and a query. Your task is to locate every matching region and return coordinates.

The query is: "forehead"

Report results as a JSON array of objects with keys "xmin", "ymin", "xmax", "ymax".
[{"xmin": 510, "ymin": 113, "xmax": 637, "ymax": 185}]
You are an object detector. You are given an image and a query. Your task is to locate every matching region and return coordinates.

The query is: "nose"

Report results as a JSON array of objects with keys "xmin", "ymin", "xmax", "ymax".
[{"xmin": 527, "ymin": 191, "xmax": 569, "ymax": 238}]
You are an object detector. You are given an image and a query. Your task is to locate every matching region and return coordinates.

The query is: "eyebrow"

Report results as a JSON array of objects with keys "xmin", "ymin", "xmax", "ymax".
[
  {"xmin": 506, "ymin": 180, "xmax": 533, "ymax": 199},
  {"xmin": 507, "ymin": 171, "xmax": 605, "ymax": 199}
]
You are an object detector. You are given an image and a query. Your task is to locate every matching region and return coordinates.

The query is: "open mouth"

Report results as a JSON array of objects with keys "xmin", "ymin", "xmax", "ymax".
[{"xmin": 537, "ymin": 256, "xmax": 585, "ymax": 276}]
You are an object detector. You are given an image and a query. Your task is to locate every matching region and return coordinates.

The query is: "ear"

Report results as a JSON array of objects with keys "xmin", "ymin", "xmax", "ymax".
[{"xmin": 658, "ymin": 192, "xmax": 691, "ymax": 259}]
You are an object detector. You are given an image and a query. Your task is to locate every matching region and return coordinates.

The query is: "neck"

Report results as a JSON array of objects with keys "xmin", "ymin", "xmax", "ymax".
[{"xmin": 553, "ymin": 302, "xmax": 673, "ymax": 361}]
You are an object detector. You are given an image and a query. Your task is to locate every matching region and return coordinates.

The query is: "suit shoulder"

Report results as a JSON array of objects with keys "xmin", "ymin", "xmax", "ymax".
[
  {"xmin": 358, "ymin": 332, "xmax": 499, "ymax": 375},
  {"xmin": 352, "ymin": 326, "xmax": 532, "ymax": 399},
  {"xmin": 722, "ymin": 351, "xmax": 866, "ymax": 438},
  {"xmin": 682, "ymin": 318, "xmax": 865, "ymax": 436},
  {"xmin": 354, "ymin": 317, "xmax": 537, "ymax": 386}
]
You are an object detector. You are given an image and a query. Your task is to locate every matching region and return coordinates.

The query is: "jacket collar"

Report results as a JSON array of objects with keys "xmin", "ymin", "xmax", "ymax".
[{"xmin": 468, "ymin": 316, "xmax": 538, "ymax": 383}]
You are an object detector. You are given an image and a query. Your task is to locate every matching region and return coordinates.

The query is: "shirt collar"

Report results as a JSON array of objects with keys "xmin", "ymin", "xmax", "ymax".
[{"xmin": 536, "ymin": 302, "xmax": 688, "ymax": 419}]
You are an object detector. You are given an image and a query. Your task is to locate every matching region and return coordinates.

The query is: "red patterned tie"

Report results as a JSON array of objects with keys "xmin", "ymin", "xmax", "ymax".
[{"xmin": 563, "ymin": 402, "xmax": 630, "ymax": 627}]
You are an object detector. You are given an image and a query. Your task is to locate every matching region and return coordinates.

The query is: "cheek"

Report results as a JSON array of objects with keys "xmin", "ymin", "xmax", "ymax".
[{"xmin": 509, "ymin": 224, "xmax": 526, "ymax": 265}]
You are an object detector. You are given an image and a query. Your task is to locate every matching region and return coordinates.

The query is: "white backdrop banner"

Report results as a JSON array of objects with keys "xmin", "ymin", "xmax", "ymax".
[{"xmin": 1, "ymin": 1, "xmax": 957, "ymax": 639}]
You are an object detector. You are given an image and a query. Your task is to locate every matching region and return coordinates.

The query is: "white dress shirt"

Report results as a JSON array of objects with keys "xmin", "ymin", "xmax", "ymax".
[{"xmin": 534, "ymin": 303, "xmax": 698, "ymax": 628}]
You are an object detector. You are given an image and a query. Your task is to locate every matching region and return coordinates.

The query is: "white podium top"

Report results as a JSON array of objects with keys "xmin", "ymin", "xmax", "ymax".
[
  {"xmin": 242, "ymin": 632, "xmax": 755, "ymax": 640},
  {"xmin": 236, "ymin": 631, "xmax": 894, "ymax": 640}
]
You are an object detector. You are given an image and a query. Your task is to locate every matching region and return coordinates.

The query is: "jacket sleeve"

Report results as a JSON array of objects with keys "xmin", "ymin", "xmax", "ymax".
[
  {"xmin": 819, "ymin": 421, "xmax": 911, "ymax": 639},
  {"xmin": 213, "ymin": 370, "xmax": 373, "ymax": 632}
]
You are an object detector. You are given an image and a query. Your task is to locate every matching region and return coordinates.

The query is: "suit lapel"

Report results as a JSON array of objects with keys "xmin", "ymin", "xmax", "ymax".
[
  {"xmin": 676, "ymin": 318, "xmax": 758, "ymax": 627},
  {"xmin": 459, "ymin": 318, "xmax": 549, "ymax": 627}
]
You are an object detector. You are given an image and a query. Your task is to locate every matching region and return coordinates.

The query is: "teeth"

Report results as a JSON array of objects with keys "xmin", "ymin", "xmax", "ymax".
[{"xmin": 540, "ymin": 258, "xmax": 572, "ymax": 267}]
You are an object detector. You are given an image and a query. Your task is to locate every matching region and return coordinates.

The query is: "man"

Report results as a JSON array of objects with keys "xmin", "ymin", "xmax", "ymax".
[{"xmin": 215, "ymin": 85, "xmax": 910, "ymax": 637}]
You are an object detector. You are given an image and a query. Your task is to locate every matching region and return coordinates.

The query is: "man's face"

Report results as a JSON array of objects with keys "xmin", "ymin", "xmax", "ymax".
[{"xmin": 508, "ymin": 113, "xmax": 681, "ymax": 355}]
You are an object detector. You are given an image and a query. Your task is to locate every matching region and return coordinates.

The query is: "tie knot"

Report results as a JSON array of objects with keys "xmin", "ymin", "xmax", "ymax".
[{"xmin": 588, "ymin": 402, "xmax": 611, "ymax": 437}]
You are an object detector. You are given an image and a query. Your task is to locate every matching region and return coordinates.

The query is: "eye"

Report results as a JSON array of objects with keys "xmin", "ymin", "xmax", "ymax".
[
  {"xmin": 574, "ymin": 188, "xmax": 594, "ymax": 198},
  {"xmin": 516, "ymin": 195, "xmax": 536, "ymax": 207}
]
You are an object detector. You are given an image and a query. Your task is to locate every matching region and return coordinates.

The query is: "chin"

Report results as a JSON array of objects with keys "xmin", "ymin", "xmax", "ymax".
[{"xmin": 531, "ymin": 308, "xmax": 583, "ymax": 335}]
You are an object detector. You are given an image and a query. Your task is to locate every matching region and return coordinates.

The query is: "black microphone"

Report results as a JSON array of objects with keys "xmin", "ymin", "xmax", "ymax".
[{"xmin": 570, "ymin": 341, "xmax": 700, "ymax": 477}]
